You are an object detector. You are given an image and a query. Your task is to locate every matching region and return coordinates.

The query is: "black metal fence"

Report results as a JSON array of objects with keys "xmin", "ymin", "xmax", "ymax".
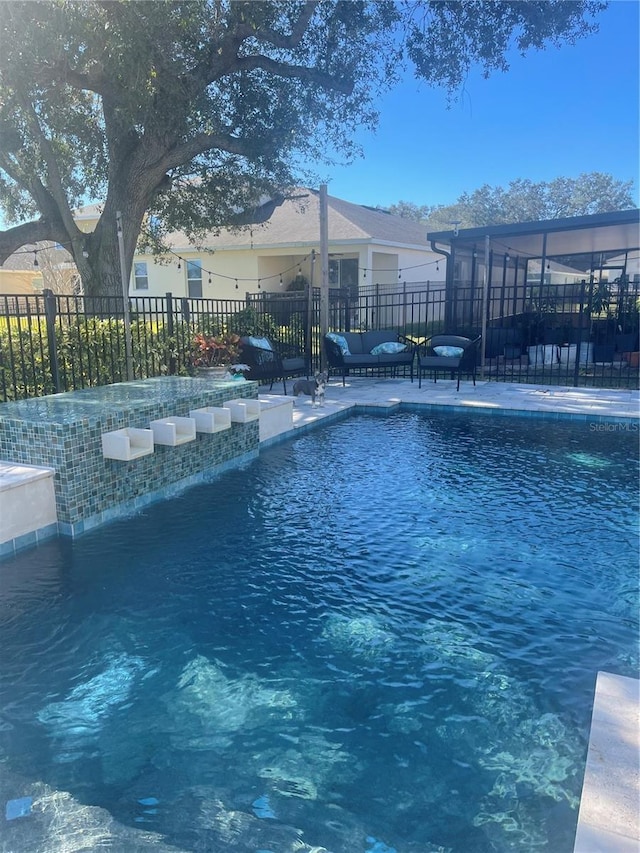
[{"xmin": 1, "ymin": 281, "xmax": 638, "ymax": 402}]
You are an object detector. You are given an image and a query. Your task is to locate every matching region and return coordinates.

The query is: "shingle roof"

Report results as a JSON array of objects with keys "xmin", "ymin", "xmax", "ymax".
[{"xmin": 170, "ymin": 188, "xmax": 428, "ymax": 251}]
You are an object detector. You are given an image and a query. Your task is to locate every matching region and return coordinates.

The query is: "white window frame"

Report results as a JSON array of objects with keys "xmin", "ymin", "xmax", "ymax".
[
  {"xmin": 187, "ymin": 259, "xmax": 203, "ymax": 298},
  {"xmin": 133, "ymin": 261, "xmax": 149, "ymax": 290}
]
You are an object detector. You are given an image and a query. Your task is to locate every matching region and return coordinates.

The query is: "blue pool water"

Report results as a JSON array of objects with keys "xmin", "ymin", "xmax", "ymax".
[{"xmin": 0, "ymin": 411, "xmax": 638, "ymax": 852}]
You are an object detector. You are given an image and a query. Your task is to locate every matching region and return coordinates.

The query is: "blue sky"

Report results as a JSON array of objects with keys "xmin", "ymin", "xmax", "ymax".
[{"xmin": 317, "ymin": 0, "xmax": 640, "ymax": 210}]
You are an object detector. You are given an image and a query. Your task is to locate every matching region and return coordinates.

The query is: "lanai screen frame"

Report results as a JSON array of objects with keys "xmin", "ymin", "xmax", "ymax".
[{"xmin": 427, "ymin": 209, "xmax": 640, "ymax": 344}]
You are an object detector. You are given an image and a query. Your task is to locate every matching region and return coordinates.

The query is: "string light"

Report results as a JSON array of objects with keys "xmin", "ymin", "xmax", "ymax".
[
  {"xmin": 11, "ymin": 239, "xmax": 447, "ymax": 291},
  {"xmin": 163, "ymin": 248, "xmax": 311, "ymax": 289},
  {"xmin": 357, "ymin": 258, "xmax": 443, "ymax": 276}
]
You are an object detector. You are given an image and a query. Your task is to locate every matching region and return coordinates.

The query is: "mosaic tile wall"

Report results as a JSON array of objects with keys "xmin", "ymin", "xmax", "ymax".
[{"xmin": 0, "ymin": 377, "xmax": 259, "ymax": 535}]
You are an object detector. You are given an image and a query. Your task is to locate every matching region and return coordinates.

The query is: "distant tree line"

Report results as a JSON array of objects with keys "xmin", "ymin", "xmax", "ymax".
[{"xmin": 385, "ymin": 172, "xmax": 636, "ymax": 230}]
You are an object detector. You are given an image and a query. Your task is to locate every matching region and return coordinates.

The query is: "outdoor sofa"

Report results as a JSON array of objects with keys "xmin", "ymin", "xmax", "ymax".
[{"xmin": 323, "ymin": 329, "xmax": 414, "ymax": 385}]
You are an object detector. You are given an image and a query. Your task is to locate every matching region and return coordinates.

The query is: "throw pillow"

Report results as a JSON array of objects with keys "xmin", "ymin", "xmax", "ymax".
[
  {"xmin": 326, "ymin": 332, "xmax": 351, "ymax": 355},
  {"xmin": 370, "ymin": 341, "xmax": 407, "ymax": 355},
  {"xmin": 434, "ymin": 345, "xmax": 464, "ymax": 357},
  {"xmin": 248, "ymin": 336, "xmax": 272, "ymax": 351}
]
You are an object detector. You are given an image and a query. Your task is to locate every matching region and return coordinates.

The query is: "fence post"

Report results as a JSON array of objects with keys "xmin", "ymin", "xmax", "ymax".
[
  {"xmin": 166, "ymin": 292, "xmax": 176, "ymax": 375},
  {"xmin": 573, "ymin": 279, "xmax": 587, "ymax": 387},
  {"xmin": 43, "ymin": 289, "xmax": 62, "ymax": 393}
]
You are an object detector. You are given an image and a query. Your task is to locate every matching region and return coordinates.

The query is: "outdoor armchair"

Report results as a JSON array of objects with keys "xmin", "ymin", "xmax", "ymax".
[
  {"xmin": 417, "ymin": 334, "xmax": 481, "ymax": 391},
  {"xmin": 239, "ymin": 336, "xmax": 308, "ymax": 394}
]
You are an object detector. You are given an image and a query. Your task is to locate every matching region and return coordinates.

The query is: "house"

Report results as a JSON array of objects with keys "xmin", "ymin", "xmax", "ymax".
[
  {"xmin": 0, "ymin": 244, "xmax": 44, "ymax": 297},
  {"xmin": 75, "ymin": 189, "xmax": 444, "ymax": 300},
  {"xmin": 1, "ymin": 242, "xmax": 80, "ymax": 296}
]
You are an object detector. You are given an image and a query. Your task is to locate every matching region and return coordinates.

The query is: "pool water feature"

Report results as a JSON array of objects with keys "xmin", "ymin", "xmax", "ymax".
[{"xmin": 0, "ymin": 411, "xmax": 638, "ymax": 852}]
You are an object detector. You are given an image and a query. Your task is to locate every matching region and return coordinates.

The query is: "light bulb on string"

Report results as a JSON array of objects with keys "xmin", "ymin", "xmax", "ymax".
[
  {"xmin": 33, "ymin": 251, "xmax": 39, "ymax": 268},
  {"xmin": 436, "ymin": 261, "xmax": 439, "ymax": 272},
  {"xmin": 398, "ymin": 270, "xmax": 402, "ymax": 280},
  {"xmin": 279, "ymin": 275, "xmax": 283, "ymax": 287},
  {"xmin": 257, "ymin": 279, "xmax": 261, "ymax": 290},
  {"xmin": 235, "ymin": 279, "xmax": 238, "ymax": 290}
]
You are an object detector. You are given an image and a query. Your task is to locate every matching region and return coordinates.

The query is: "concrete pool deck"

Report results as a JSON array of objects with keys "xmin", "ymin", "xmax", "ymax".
[{"xmin": 280, "ymin": 375, "xmax": 640, "ymax": 429}]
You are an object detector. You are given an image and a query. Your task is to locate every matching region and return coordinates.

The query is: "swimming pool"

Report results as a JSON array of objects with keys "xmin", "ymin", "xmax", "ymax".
[{"xmin": 1, "ymin": 411, "xmax": 638, "ymax": 852}]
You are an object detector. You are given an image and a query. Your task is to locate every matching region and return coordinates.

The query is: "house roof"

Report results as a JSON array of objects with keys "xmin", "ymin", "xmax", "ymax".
[
  {"xmin": 427, "ymin": 209, "xmax": 640, "ymax": 260},
  {"xmin": 169, "ymin": 188, "xmax": 429, "ymax": 252}
]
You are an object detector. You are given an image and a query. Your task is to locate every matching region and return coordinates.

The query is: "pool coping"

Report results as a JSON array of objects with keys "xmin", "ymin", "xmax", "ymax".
[
  {"xmin": 259, "ymin": 377, "xmax": 640, "ymax": 447},
  {"xmin": 574, "ymin": 672, "xmax": 640, "ymax": 852}
]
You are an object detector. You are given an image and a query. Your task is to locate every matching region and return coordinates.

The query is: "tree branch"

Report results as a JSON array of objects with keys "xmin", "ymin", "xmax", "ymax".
[
  {"xmin": 0, "ymin": 220, "xmax": 63, "ymax": 265},
  {"xmin": 234, "ymin": 55, "xmax": 353, "ymax": 94},
  {"xmin": 160, "ymin": 131, "xmax": 256, "ymax": 173},
  {"xmin": 16, "ymin": 92, "xmax": 81, "ymax": 239},
  {"xmin": 245, "ymin": 2, "xmax": 318, "ymax": 50}
]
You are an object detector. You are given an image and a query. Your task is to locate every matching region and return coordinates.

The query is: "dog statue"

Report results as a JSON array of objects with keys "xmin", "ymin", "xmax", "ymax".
[{"xmin": 292, "ymin": 372, "xmax": 327, "ymax": 407}]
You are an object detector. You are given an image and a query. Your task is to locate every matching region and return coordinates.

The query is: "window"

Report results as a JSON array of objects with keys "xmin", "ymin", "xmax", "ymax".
[
  {"xmin": 329, "ymin": 257, "xmax": 359, "ymax": 300},
  {"xmin": 187, "ymin": 259, "xmax": 202, "ymax": 298},
  {"xmin": 134, "ymin": 261, "xmax": 149, "ymax": 290}
]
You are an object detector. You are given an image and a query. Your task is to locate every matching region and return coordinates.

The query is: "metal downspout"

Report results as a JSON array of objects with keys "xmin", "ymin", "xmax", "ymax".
[{"xmin": 429, "ymin": 241, "xmax": 452, "ymax": 329}]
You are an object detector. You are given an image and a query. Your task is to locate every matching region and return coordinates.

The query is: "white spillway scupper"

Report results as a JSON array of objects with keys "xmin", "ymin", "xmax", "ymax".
[
  {"xmin": 149, "ymin": 416, "xmax": 197, "ymax": 446},
  {"xmin": 188, "ymin": 406, "xmax": 232, "ymax": 434},
  {"xmin": 223, "ymin": 398, "xmax": 261, "ymax": 423},
  {"xmin": 101, "ymin": 428, "xmax": 155, "ymax": 461}
]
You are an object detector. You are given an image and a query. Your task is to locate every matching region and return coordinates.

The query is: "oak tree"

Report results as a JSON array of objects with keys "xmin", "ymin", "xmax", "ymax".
[{"xmin": 0, "ymin": 0, "xmax": 606, "ymax": 297}]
